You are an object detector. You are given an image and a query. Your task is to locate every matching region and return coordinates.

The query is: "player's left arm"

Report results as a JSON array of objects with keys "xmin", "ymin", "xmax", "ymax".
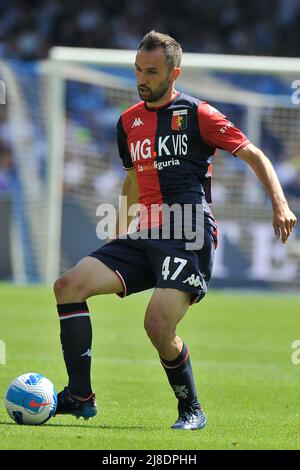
[{"xmin": 236, "ymin": 143, "xmax": 297, "ymax": 244}]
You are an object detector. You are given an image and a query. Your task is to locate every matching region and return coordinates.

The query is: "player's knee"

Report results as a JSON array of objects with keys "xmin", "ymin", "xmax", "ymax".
[
  {"xmin": 144, "ymin": 315, "xmax": 172, "ymax": 347},
  {"xmin": 53, "ymin": 275, "xmax": 70, "ymax": 299},
  {"xmin": 53, "ymin": 271, "xmax": 85, "ymax": 302}
]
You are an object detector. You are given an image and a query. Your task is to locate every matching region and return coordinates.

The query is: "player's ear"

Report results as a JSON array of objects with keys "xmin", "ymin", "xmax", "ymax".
[{"xmin": 172, "ymin": 67, "xmax": 181, "ymax": 81}]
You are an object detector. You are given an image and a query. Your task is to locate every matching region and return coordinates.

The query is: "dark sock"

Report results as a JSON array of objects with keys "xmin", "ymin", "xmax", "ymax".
[
  {"xmin": 160, "ymin": 343, "xmax": 200, "ymax": 411},
  {"xmin": 57, "ymin": 302, "xmax": 92, "ymax": 398}
]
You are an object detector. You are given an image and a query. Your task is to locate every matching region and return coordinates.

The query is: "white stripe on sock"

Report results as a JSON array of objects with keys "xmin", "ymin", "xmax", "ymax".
[{"xmin": 59, "ymin": 313, "xmax": 90, "ymax": 320}]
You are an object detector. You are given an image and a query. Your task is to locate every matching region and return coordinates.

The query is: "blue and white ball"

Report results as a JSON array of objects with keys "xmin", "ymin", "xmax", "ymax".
[{"xmin": 5, "ymin": 373, "xmax": 57, "ymax": 425}]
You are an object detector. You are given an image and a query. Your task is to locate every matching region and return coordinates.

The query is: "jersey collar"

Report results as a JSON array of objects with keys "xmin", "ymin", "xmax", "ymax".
[{"xmin": 144, "ymin": 91, "xmax": 181, "ymax": 112}]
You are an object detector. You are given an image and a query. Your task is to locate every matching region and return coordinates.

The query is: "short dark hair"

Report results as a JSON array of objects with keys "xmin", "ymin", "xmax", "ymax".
[{"xmin": 138, "ymin": 30, "xmax": 182, "ymax": 70}]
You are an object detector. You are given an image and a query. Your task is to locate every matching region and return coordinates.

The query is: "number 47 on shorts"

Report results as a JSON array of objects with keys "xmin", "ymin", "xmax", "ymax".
[
  {"xmin": 161, "ymin": 256, "xmax": 203, "ymax": 288},
  {"xmin": 161, "ymin": 256, "xmax": 187, "ymax": 280}
]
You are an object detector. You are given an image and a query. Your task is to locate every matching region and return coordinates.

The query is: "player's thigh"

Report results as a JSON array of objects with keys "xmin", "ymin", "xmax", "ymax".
[
  {"xmin": 90, "ymin": 236, "xmax": 156, "ymax": 298},
  {"xmin": 144, "ymin": 287, "xmax": 190, "ymax": 335},
  {"xmin": 54, "ymin": 256, "xmax": 123, "ymax": 299}
]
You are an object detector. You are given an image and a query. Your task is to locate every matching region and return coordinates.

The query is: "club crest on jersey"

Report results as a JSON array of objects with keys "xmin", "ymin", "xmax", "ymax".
[{"xmin": 171, "ymin": 109, "xmax": 187, "ymax": 131}]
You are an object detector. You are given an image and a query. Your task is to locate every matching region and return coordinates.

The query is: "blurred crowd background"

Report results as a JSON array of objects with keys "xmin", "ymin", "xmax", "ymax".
[{"xmin": 0, "ymin": 0, "xmax": 300, "ymax": 59}]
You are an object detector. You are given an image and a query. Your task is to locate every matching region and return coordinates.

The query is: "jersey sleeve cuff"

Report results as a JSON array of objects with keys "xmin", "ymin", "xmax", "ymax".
[
  {"xmin": 123, "ymin": 165, "xmax": 134, "ymax": 171},
  {"xmin": 231, "ymin": 140, "xmax": 250, "ymax": 155}
]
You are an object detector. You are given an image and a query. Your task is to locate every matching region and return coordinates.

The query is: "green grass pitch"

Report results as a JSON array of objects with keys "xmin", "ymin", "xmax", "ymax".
[{"xmin": 0, "ymin": 283, "xmax": 299, "ymax": 450}]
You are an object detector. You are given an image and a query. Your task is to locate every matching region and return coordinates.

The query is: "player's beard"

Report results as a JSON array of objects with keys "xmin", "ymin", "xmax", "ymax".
[{"xmin": 138, "ymin": 75, "xmax": 171, "ymax": 103}]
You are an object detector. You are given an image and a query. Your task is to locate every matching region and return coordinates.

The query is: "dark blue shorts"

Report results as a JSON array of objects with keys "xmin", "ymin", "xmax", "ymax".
[{"xmin": 89, "ymin": 219, "xmax": 217, "ymax": 305}]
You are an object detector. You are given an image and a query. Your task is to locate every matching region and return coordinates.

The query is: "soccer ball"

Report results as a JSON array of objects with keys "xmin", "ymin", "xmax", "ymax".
[{"xmin": 5, "ymin": 373, "xmax": 57, "ymax": 425}]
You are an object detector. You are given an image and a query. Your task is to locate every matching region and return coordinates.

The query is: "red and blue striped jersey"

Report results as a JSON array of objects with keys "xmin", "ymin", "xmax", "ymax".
[{"xmin": 117, "ymin": 91, "xmax": 249, "ymax": 230}]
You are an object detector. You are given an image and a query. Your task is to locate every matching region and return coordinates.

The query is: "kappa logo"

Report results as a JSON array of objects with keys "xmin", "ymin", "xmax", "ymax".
[
  {"xmin": 81, "ymin": 349, "xmax": 92, "ymax": 358},
  {"xmin": 132, "ymin": 117, "xmax": 144, "ymax": 128},
  {"xmin": 183, "ymin": 274, "xmax": 203, "ymax": 288}
]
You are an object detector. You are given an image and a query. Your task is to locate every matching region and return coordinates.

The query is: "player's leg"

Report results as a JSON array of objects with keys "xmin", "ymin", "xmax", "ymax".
[
  {"xmin": 144, "ymin": 287, "xmax": 189, "ymax": 359},
  {"xmin": 54, "ymin": 236, "xmax": 155, "ymax": 419},
  {"xmin": 143, "ymin": 218, "xmax": 216, "ymax": 429},
  {"xmin": 53, "ymin": 256, "xmax": 123, "ymax": 417},
  {"xmin": 144, "ymin": 287, "xmax": 206, "ymax": 430}
]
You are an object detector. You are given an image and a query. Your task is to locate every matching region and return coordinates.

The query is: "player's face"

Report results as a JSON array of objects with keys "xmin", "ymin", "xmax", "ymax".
[{"xmin": 135, "ymin": 48, "xmax": 180, "ymax": 106}]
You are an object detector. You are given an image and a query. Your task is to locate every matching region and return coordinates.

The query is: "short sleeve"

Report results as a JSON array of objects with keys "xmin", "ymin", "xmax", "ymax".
[
  {"xmin": 117, "ymin": 116, "xmax": 134, "ymax": 170},
  {"xmin": 198, "ymin": 102, "xmax": 250, "ymax": 155}
]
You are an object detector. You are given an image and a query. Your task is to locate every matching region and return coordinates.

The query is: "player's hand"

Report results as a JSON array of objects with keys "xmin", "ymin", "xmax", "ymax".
[{"xmin": 273, "ymin": 205, "xmax": 297, "ymax": 244}]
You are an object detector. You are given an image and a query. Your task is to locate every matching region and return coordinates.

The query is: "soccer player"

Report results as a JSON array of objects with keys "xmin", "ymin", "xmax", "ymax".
[{"xmin": 54, "ymin": 31, "xmax": 297, "ymax": 429}]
